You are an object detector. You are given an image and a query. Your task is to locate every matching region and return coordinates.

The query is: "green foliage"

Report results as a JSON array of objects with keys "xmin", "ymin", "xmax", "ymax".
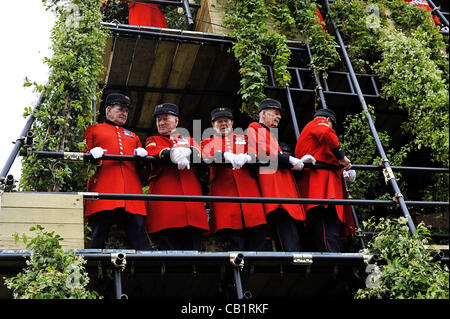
[
  {"xmin": 356, "ymin": 217, "xmax": 449, "ymax": 299},
  {"xmin": 285, "ymin": 0, "xmax": 340, "ymax": 70},
  {"xmin": 223, "ymin": 0, "xmax": 339, "ymax": 118},
  {"xmin": 101, "ymin": 0, "xmax": 129, "ymax": 23},
  {"xmin": 374, "ymin": 28, "xmax": 449, "ymax": 165},
  {"xmin": 340, "ymin": 107, "xmax": 410, "ymax": 219},
  {"xmin": 330, "ymin": 0, "xmax": 449, "ymax": 166},
  {"xmin": 223, "ymin": 0, "xmax": 290, "ymax": 118},
  {"xmin": 4, "ymin": 225, "xmax": 101, "ymax": 299},
  {"xmin": 20, "ymin": 0, "xmax": 109, "ymax": 192}
]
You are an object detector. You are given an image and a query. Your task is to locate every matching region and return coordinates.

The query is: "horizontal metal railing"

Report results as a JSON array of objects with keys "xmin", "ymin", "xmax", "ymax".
[{"xmin": 16, "ymin": 150, "xmax": 450, "ymax": 174}]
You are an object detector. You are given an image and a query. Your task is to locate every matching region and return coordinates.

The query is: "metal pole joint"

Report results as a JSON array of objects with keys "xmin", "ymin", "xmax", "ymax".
[
  {"xmin": 293, "ymin": 253, "xmax": 313, "ymax": 265},
  {"xmin": 111, "ymin": 252, "xmax": 127, "ymax": 272},
  {"xmin": 230, "ymin": 252, "xmax": 244, "ymax": 270},
  {"xmin": 393, "ymin": 192, "xmax": 404, "ymax": 207}
]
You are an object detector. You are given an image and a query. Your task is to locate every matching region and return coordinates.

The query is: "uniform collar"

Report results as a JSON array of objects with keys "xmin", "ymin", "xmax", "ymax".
[
  {"xmin": 105, "ymin": 119, "xmax": 123, "ymax": 127},
  {"xmin": 258, "ymin": 122, "xmax": 271, "ymax": 131}
]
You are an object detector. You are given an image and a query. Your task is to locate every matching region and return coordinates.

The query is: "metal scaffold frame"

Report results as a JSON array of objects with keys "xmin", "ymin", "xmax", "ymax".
[{"xmin": 1, "ymin": 0, "xmax": 448, "ymax": 300}]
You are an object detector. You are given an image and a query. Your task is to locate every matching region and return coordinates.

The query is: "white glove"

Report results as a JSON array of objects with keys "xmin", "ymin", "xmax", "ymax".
[
  {"xmin": 343, "ymin": 169, "xmax": 356, "ymax": 183},
  {"xmin": 289, "ymin": 156, "xmax": 304, "ymax": 171},
  {"xmin": 300, "ymin": 154, "xmax": 316, "ymax": 165},
  {"xmin": 134, "ymin": 147, "xmax": 148, "ymax": 157},
  {"xmin": 171, "ymin": 147, "xmax": 192, "ymax": 163},
  {"xmin": 89, "ymin": 147, "xmax": 106, "ymax": 159},
  {"xmin": 177, "ymin": 157, "xmax": 190, "ymax": 170},
  {"xmin": 235, "ymin": 153, "xmax": 252, "ymax": 168},
  {"xmin": 224, "ymin": 151, "xmax": 241, "ymax": 169}
]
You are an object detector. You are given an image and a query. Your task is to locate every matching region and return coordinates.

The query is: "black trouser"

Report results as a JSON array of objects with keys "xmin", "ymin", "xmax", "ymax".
[
  {"xmin": 89, "ymin": 208, "xmax": 151, "ymax": 250},
  {"xmin": 305, "ymin": 206, "xmax": 341, "ymax": 252},
  {"xmin": 267, "ymin": 209, "xmax": 303, "ymax": 252},
  {"xmin": 219, "ymin": 225, "xmax": 268, "ymax": 251},
  {"xmin": 154, "ymin": 226, "xmax": 203, "ymax": 250}
]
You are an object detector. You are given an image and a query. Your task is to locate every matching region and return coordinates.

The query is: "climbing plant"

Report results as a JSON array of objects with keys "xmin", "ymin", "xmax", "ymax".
[
  {"xmin": 284, "ymin": 0, "xmax": 340, "ymax": 71},
  {"xmin": 356, "ymin": 217, "xmax": 449, "ymax": 299},
  {"xmin": 223, "ymin": 0, "xmax": 290, "ymax": 118},
  {"xmin": 223, "ymin": 0, "xmax": 339, "ymax": 118},
  {"xmin": 330, "ymin": 0, "xmax": 449, "ymax": 166},
  {"xmin": 4, "ymin": 225, "xmax": 101, "ymax": 299},
  {"xmin": 340, "ymin": 106, "xmax": 411, "ymax": 221},
  {"xmin": 20, "ymin": 0, "xmax": 109, "ymax": 192}
]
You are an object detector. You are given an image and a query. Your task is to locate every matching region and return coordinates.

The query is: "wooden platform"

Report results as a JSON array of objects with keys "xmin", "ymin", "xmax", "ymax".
[{"xmin": 0, "ymin": 192, "xmax": 84, "ymax": 249}]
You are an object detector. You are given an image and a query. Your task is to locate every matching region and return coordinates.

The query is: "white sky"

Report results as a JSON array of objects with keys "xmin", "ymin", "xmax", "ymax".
[{"xmin": 0, "ymin": 2, "xmax": 55, "ymax": 182}]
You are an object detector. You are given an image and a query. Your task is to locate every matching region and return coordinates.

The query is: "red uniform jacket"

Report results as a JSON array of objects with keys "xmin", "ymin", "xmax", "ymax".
[
  {"xmin": 83, "ymin": 122, "xmax": 146, "ymax": 217},
  {"xmin": 404, "ymin": 0, "xmax": 441, "ymax": 25},
  {"xmin": 247, "ymin": 122, "xmax": 305, "ymax": 221},
  {"xmin": 201, "ymin": 133, "xmax": 266, "ymax": 233},
  {"xmin": 144, "ymin": 134, "xmax": 209, "ymax": 234},
  {"xmin": 129, "ymin": 1, "xmax": 168, "ymax": 28},
  {"xmin": 295, "ymin": 117, "xmax": 356, "ymax": 236}
]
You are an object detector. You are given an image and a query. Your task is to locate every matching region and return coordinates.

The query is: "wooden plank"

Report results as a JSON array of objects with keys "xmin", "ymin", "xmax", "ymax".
[
  {"xmin": 195, "ymin": 0, "xmax": 229, "ymax": 35},
  {"xmin": 99, "ymin": 35, "xmax": 115, "ymax": 84},
  {"xmin": 1, "ymin": 193, "xmax": 83, "ymax": 209},
  {"xmin": 0, "ymin": 238, "xmax": 84, "ymax": 250},
  {"xmin": 185, "ymin": 45, "xmax": 219, "ymax": 92},
  {"xmin": 136, "ymin": 41, "xmax": 179, "ymax": 129},
  {"xmin": 107, "ymin": 37, "xmax": 137, "ymax": 86},
  {"xmin": 0, "ymin": 223, "xmax": 84, "ymax": 250},
  {"xmin": 160, "ymin": 43, "xmax": 200, "ymax": 105},
  {"xmin": 0, "ymin": 208, "xmax": 82, "ymax": 224},
  {"xmin": 126, "ymin": 38, "xmax": 159, "ymax": 87},
  {"xmin": 0, "ymin": 193, "xmax": 84, "ymax": 249},
  {"xmin": 0, "ymin": 223, "xmax": 83, "ymax": 237}
]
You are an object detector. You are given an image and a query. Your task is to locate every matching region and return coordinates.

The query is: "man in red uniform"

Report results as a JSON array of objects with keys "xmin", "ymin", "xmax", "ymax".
[
  {"xmin": 128, "ymin": 1, "xmax": 168, "ymax": 28},
  {"xmin": 201, "ymin": 107, "xmax": 267, "ymax": 251},
  {"xmin": 295, "ymin": 108, "xmax": 356, "ymax": 252},
  {"xmin": 247, "ymin": 99, "xmax": 315, "ymax": 252},
  {"xmin": 84, "ymin": 93, "xmax": 151, "ymax": 250},
  {"xmin": 144, "ymin": 103, "xmax": 209, "ymax": 250}
]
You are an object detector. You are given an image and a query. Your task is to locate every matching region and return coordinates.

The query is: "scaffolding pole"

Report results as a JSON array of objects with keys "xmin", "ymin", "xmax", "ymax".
[
  {"xmin": 17, "ymin": 150, "xmax": 449, "ymax": 173},
  {"xmin": 323, "ymin": 0, "xmax": 418, "ymax": 236},
  {"xmin": 0, "ymin": 94, "xmax": 42, "ymax": 180},
  {"xmin": 74, "ymin": 192, "xmax": 448, "ymax": 207},
  {"xmin": 427, "ymin": 0, "xmax": 449, "ymax": 26}
]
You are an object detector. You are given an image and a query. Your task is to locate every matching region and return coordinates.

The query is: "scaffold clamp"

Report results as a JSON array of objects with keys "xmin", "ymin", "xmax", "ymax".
[
  {"xmin": 293, "ymin": 253, "xmax": 313, "ymax": 265},
  {"xmin": 382, "ymin": 166, "xmax": 395, "ymax": 185},
  {"xmin": 111, "ymin": 252, "xmax": 126, "ymax": 271},
  {"xmin": 393, "ymin": 192, "xmax": 403, "ymax": 206},
  {"xmin": 63, "ymin": 152, "xmax": 85, "ymax": 162},
  {"xmin": 230, "ymin": 253, "xmax": 244, "ymax": 270},
  {"xmin": 78, "ymin": 192, "xmax": 99, "ymax": 200}
]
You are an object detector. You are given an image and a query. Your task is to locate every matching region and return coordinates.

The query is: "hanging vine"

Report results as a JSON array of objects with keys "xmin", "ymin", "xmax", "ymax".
[
  {"xmin": 223, "ymin": 0, "xmax": 340, "ymax": 118},
  {"xmin": 285, "ymin": 0, "xmax": 340, "ymax": 70},
  {"xmin": 223, "ymin": 0, "xmax": 290, "ymax": 118},
  {"xmin": 329, "ymin": 0, "xmax": 449, "ymax": 166},
  {"xmin": 20, "ymin": 0, "xmax": 109, "ymax": 192}
]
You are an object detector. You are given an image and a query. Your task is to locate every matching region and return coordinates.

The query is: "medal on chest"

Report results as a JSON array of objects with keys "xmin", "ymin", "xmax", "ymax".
[
  {"xmin": 234, "ymin": 136, "xmax": 246, "ymax": 145},
  {"xmin": 174, "ymin": 136, "xmax": 189, "ymax": 146},
  {"xmin": 122, "ymin": 129, "xmax": 134, "ymax": 137}
]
